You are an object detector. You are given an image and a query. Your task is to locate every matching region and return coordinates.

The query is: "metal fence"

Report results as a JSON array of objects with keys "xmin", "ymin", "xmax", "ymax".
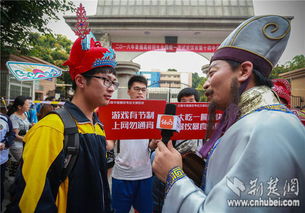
[{"xmin": 291, "ymin": 95, "xmax": 303, "ymax": 108}]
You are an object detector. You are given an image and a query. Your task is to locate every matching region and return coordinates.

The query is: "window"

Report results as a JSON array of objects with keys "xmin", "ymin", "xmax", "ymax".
[{"xmin": 10, "ymin": 85, "xmax": 21, "ymax": 99}]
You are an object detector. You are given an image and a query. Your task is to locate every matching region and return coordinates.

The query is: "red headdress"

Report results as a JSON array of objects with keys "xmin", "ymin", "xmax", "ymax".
[
  {"xmin": 272, "ymin": 79, "xmax": 291, "ymax": 108},
  {"xmin": 63, "ymin": 4, "xmax": 117, "ymax": 80}
]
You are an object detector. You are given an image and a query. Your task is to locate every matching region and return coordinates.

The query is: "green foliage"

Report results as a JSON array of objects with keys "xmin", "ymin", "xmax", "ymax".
[
  {"xmin": 0, "ymin": 0, "xmax": 75, "ymax": 58},
  {"xmin": 192, "ymin": 73, "xmax": 207, "ymax": 102},
  {"xmin": 26, "ymin": 32, "xmax": 73, "ymax": 84},
  {"xmin": 270, "ymin": 55, "xmax": 305, "ymax": 79},
  {"xmin": 192, "ymin": 72, "xmax": 203, "ymax": 89},
  {"xmin": 196, "ymin": 77, "xmax": 208, "ymax": 102},
  {"xmin": 287, "ymin": 55, "xmax": 305, "ymax": 70}
]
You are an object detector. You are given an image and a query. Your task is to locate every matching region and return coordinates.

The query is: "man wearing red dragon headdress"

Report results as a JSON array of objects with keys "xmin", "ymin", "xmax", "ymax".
[{"xmin": 6, "ymin": 4, "xmax": 117, "ymax": 213}]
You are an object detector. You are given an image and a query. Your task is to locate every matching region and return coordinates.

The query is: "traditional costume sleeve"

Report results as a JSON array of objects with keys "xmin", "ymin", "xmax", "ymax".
[
  {"xmin": 162, "ymin": 167, "xmax": 207, "ymax": 212},
  {"xmin": 7, "ymin": 114, "xmax": 67, "ymax": 213},
  {"xmin": 163, "ymin": 111, "xmax": 305, "ymax": 212}
]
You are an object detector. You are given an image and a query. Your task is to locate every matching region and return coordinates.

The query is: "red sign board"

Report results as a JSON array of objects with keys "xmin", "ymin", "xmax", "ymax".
[
  {"xmin": 112, "ymin": 42, "xmax": 220, "ymax": 53},
  {"xmin": 98, "ymin": 100, "xmax": 222, "ymax": 140},
  {"xmin": 98, "ymin": 99, "xmax": 166, "ymax": 140},
  {"xmin": 171, "ymin": 102, "xmax": 222, "ymax": 140}
]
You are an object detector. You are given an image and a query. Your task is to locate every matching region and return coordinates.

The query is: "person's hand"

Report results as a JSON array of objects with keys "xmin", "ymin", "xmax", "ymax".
[
  {"xmin": 106, "ymin": 140, "xmax": 115, "ymax": 151},
  {"xmin": 0, "ymin": 142, "xmax": 5, "ymax": 151},
  {"xmin": 152, "ymin": 140, "xmax": 182, "ymax": 183},
  {"xmin": 149, "ymin": 139, "xmax": 161, "ymax": 150}
]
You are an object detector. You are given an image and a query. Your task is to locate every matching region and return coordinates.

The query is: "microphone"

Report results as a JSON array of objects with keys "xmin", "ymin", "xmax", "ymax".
[{"xmin": 157, "ymin": 103, "xmax": 180, "ymax": 145}]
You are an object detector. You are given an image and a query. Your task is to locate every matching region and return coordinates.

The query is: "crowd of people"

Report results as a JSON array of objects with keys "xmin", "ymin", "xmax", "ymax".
[
  {"xmin": 1, "ymin": 10, "xmax": 305, "ymax": 213},
  {"xmin": 0, "ymin": 95, "xmax": 64, "ymax": 209}
]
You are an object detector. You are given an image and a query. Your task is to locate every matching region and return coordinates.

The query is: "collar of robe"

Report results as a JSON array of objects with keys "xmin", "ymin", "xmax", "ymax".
[{"xmin": 239, "ymin": 85, "xmax": 281, "ymax": 118}]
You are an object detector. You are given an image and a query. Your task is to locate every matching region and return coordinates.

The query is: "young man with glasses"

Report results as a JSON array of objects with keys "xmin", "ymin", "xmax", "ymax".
[
  {"xmin": 7, "ymin": 19, "xmax": 118, "ymax": 212},
  {"xmin": 111, "ymin": 75, "xmax": 158, "ymax": 213}
]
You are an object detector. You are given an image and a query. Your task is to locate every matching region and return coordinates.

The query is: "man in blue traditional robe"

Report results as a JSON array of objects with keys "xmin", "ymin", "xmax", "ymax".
[{"xmin": 153, "ymin": 15, "xmax": 305, "ymax": 213}]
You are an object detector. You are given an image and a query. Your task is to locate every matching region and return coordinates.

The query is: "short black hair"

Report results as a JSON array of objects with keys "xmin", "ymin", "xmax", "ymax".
[
  {"xmin": 128, "ymin": 75, "xmax": 148, "ymax": 89},
  {"xmin": 177, "ymin": 88, "xmax": 199, "ymax": 102},
  {"xmin": 72, "ymin": 66, "xmax": 116, "ymax": 90}
]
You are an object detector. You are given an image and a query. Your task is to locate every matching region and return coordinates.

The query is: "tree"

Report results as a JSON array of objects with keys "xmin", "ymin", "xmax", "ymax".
[
  {"xmin": 0, "ymin": 0, "xmax": 75, "ymax": 58},
  {"xmin": 192, "ymin": 72, "xmax": 207, "ymax": 101},
  {"xmin": 270, "ymin": 55, "xmax": 305, "ymax": 79},
  {"xmin": 196, "ymin": 77, "xmax": 208, "ymax": 102},
  {"xmin": 27, "ymin": 33, "xmax": 72, "ymax": 68},
  {"xmin": 287, "ymin": 55, "xmax": 305, "ymax": 70},
  {"xmin": 27, "ymin": 32, "xmax": 73, "ymax": 86},
  {"xmin": 192, "ymin": 72, "xmax": 204, "ymax": 89}
]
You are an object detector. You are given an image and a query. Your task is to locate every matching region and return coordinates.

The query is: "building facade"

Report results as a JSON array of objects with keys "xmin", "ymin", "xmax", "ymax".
[
  {"xmin": 137, "ymin": 70, "xmax": 192, "ymax": 102},
  {"xmin": 279, "ymin": 68, "xmax": 305, "ymax": 108},
  {"xmin": 64, "ymin": 0, "xmax": 252, "ymax": 99},
  {"xmin": 137, "ymin": 71, "xmax": 160, "ymax": 87}
]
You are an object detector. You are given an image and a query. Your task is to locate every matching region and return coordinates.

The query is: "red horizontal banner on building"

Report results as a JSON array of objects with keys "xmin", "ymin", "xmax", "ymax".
[
  {"xmin": 112, "ymin": 43, "xmax": 220, "ymax": 53},
  {"xmin": 97, "ymin": 100, "xmax": 222, "ymax": 140}
]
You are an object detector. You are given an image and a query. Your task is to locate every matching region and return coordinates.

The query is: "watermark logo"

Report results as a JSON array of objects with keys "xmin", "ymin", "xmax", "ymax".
[
  {"xmin": 226, "ymin": 177, "xmax": 245, "ymax": 197},
  {"xmin": 226, "ymin": 176, "xmax": 300, "ymax": 207},
  {"xmin": 227, "ymin": 197, "xmax": 300, "ymax": 207}
]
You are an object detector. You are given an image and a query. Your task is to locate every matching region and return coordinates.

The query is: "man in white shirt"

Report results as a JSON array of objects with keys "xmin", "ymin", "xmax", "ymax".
[{"xmin": 112, "ymin": 75, "xmax": 158, "ymax": 213}]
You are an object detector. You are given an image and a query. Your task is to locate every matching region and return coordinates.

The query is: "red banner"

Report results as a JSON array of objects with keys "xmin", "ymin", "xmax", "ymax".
[
  {"xmin": 112, "ymin": 43, "xmax": 220, "ymax": 53},
  {"xmin": 98, "ymin": 100, "xmax": 222, "ymax": 140},
  {"xmin": 98, "ymin": 99, "xmax": 165, "ymax": 140},
  {"xmin": 171, "ymin": 102, "xmax": 222, "ymax": 140}
]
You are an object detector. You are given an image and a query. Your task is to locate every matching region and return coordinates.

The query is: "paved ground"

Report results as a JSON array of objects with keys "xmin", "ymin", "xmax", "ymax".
[{"xmin": 2, "ymin": 168, "xmax": 14, "ymax": 212}]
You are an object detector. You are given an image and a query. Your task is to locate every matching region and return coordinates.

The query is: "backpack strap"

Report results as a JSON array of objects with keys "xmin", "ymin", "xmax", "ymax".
[
  {"xmin": 0, "ymin": 115, "xmax": 15, "ymax": 147},
  {"xmin": 51, "ymin": 107, "xmax": 80, "ymax": 183},
  {"xmin": 0, "ymin": 116, "xmax": 9, "ymax": 140}
]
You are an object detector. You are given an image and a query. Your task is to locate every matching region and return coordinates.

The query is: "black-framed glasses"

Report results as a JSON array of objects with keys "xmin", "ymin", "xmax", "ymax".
[
  {"xmin": 132, "ymin": 86, "xmax": 147, "ymax": 92},
  {"xmin": 84, "ymin": 75, "xmax": 119, "ymax": 90}
]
